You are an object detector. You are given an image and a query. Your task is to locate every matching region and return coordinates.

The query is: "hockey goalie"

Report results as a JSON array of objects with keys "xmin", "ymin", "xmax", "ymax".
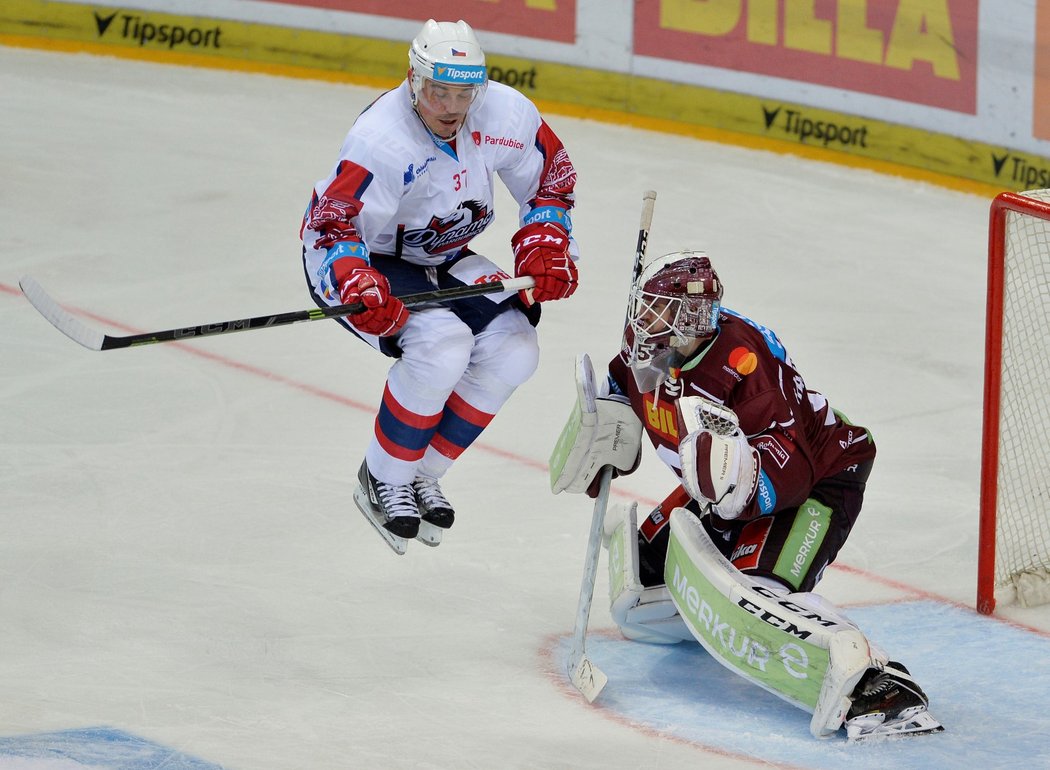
[{"xmin": 551, "ymin": 250, "xmax": 943, "ymax": 742}]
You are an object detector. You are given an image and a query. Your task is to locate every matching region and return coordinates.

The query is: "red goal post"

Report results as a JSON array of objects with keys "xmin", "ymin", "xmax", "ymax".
[{"xmin": 978, "ymin": 189, "xmax": 1050, "ymax": 615}]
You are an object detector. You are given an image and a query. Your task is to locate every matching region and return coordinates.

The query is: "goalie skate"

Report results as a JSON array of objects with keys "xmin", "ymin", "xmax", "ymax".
[
  {"xmin": 353, "ymin": 462, "xmax": 421, "ymax": 556},
  {"xmin": 844, "ymin": 663, "xmax": 944, "ymax": 743}
]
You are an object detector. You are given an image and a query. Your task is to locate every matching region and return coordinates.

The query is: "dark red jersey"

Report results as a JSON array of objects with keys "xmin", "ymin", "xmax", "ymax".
[{"xmin": 608, "ymin": 308, "xmax": 876, "ymax": 521}]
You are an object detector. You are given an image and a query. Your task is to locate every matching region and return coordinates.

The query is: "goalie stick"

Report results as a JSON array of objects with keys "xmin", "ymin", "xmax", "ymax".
[
  {"xmin": 626, "ymin": 190, "xmax": 657, "ymax": 325},
  {"xmin": 567, "ymin": 465, "xmax": 613, "ymax": 702},
  {"xmin": 566, "ymin": 190, "xmax": 657, "ymax": 702},
  {"xmin": 18, "ymin": 274, "xmax": 536, "ymax": 351}
]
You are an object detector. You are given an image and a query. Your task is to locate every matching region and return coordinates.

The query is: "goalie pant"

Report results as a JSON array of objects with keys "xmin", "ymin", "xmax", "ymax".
[{"xmin": 636, "ymin": 460, "xmax": 873, "ymax": 595}]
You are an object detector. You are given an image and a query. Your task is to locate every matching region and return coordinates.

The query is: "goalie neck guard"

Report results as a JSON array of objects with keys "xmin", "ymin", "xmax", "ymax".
[{"xmin": 626, "ymin": 251, "xmax": 723, "ymax": 392}]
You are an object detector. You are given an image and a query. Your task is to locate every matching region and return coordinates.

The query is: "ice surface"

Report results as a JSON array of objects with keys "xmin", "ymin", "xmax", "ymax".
[{"xmin": 2, "ymin": 45, "xmax": 1049, "ymax": 769}]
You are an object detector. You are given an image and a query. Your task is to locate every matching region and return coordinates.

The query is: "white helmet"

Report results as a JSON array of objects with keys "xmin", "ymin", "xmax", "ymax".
[{"xmin": 408, "ymin": 20, "xmax": 488, "ymax": 111}]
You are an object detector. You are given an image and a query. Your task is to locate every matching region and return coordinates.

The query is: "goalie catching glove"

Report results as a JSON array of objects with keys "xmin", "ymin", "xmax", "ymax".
[{"xmin": 676, "ymin": 396, "xmax": 760, "ymax": 520}]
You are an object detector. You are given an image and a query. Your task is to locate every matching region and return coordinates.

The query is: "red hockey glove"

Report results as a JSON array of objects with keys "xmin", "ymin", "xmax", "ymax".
[
  {"xmin": 335, "ymin": 257, "xmax": 408, "ymax": 337},
  {"xmin": 511, "ymin": 222, "xmax": 578, "ymax": 306}
]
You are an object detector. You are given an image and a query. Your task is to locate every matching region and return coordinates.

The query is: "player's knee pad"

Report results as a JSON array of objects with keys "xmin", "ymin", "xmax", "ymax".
[
  {"xmin": 473, "ymin": 309, "xmax": 540, "ymax": 389},
  {"xmin": 396, "ymin": 310, "xmax": 475, "ymax": 393}
]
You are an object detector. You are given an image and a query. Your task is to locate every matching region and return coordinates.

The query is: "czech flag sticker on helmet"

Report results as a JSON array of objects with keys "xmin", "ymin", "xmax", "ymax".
[{"xmin": 433, "ymin": 63, "xmax": 487, "ymax": 85}]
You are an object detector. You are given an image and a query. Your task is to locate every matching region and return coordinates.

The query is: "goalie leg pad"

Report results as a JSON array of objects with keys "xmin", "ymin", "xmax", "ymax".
[
  {"xmin": 607, "ymin": 502, "xmax": 690, "ymax": 644},
  {"xmin": 663, "ymin": 508, "xmax": 888, "ymax": 736}
]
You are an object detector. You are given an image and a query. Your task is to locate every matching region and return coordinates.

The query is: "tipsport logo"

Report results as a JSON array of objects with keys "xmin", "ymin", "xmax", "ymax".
[
  {"xmin": 93, "ymin": 11, "xmax": 223, "ymax": 49},
  {"xmin": 433, "ymin": 64, "xmax": 487, "ymax": 85},
  {"xmin": 762, "ymin": 105, "xmax": 869, "ymax": 149},
  {"xmin": 991, "ymin": 153, "xmax": 1050, "ymax": 189}
]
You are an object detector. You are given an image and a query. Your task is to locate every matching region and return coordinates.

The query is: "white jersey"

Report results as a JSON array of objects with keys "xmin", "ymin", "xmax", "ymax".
[{"xmin": 301, "ymin": 80, "xmax": 577, "ymax": 303}]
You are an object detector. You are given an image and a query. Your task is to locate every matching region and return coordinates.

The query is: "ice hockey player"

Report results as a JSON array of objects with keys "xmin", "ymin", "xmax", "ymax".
[
  {"xmin": 553, "ymin": 250, "xmax": 943, "ymax": 741},
  {"xmin": 300, "ymin": 20, "xmax": 579, "ymax": 554}
]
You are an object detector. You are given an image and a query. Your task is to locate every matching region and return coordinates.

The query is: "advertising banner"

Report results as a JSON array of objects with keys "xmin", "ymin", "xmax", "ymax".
[
  {"xmin": 1037, "ymin": 0, "xmax": 1050, "ymax": 141},
  {"xmin": 634, "ymin": 0, "xmax": 979, "ymax": 114},
  {"xmin": 256, "ymin": 0, "xmax": 576, "ymax": 42}
]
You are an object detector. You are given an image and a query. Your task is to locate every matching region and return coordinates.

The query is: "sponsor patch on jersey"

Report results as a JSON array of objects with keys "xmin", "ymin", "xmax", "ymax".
[
  {"xmin": 755, "ymin": 470, "xmax": 776, "ymax": 514},
  {"xmin": 728, "ymin": 346, "xmax": 758, "ymax": 375},
  {"xmin": 642, "ymin": 392, "xmax": 679, "ymax": 443},
  {"xmin": 640, "ymin": 508, "xmax": 669, "ymax": 543},
  {"xmin": 729, "ymin": 516, "xmax": 773, "ymax": 571},
  {"xmin": 403, "ymin": 156, "xmax": 437, "ymax": 185},
  {"xmin": 723, "ymin": 307, "xmax": 788, "ymax": 362},
  {"xmin": 838, "ymin": 428, "xmax": 869, "ymax": 449},
  {"xmin": 483, "ymin": 134, "xmax": 526, "ymax": 150},
  {"xmin": 523, "ymin": 205, "xmax": 571, "ymax": 230},
  {"xmin": 754, "ymin": 435, "xmax": 790, "ymax": 469}
]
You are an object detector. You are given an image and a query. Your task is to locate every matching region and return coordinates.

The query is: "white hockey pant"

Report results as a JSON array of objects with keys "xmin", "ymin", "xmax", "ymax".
[{"xmin": 366, "ymin": 307, "xmax": 539, "ymax": 484}]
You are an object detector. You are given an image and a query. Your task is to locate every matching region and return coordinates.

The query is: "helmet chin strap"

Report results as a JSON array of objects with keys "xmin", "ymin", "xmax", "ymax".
[{"xmin": 411, "ymin": 105, "xmax": 460, "ymax": 144}]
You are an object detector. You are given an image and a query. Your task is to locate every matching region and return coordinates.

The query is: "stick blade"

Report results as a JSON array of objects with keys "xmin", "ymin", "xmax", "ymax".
[
  {"xmin": 568, "ymin": 651, "xmax": 608, "ymax": 703},
  {"xmin": 18, "ymin": 276, "xmax": 104, "ymax": 350}
]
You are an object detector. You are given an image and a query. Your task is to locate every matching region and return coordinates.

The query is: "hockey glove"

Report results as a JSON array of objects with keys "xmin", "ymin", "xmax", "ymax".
[
  {"xmin": 335, "ymin": 257, "xmax": 408, "ymax": 337},
  {"xmin": 511, "ymin": 222, "xmax": 578, "ymax": 306},
  {"xmin": 675, "ymin": 397, "xmax": 760, "ymax": 520},
  {"xmin": 585, "ymin": 395, "xmax": 643, "ymax": 498}
]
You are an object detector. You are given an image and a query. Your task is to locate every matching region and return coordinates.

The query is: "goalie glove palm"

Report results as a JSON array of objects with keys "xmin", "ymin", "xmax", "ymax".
[{"xmin": 676, "ymin": 397, "xmax": 760, "ymax": 520}]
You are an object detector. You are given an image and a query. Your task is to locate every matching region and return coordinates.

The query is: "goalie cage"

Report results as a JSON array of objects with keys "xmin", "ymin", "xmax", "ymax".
[{"xmin": 978, "ymin": 188, "xmax": 1050, "ymax": 614}]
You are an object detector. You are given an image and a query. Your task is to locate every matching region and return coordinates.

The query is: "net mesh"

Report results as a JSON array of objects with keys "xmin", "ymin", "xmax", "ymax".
[{"xmin": 995, "ymin": 188, "xmax": 1050, "ymax": 604}]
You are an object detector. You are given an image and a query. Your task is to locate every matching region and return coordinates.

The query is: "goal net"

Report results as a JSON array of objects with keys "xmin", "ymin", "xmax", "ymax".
[{"xmin": 978, "ymin": 189, "xmax": 1050, "ymax": 614}]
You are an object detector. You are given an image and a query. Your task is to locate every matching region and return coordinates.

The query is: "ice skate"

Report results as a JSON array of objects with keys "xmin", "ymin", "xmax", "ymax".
[
  {"xmin": 412, "ymin": 475, "xmax": 456, "ymax": 547},
  {"xmin": 354, "ymin": 462, "xmax": 421, "ymax": 555},
  {"xmin": 844, "ymin": 662, "xmax": 944, "ymax": 742}
]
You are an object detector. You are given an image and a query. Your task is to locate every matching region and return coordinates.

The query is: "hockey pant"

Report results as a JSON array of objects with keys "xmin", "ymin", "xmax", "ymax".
[
  {"xmin": 307, "ymin": 252, "xmax": 541, "ymax": 486},
  {"xmin": 638, "ymin": 459, "xmax": 874, "ymax": 593}
]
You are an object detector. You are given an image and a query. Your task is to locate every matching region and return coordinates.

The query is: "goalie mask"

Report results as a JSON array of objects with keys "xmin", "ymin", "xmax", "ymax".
[
  {"xmin": 627, "ymin": 251, "xmax": 723, "ymax": 392},
  {"xmin": 408, "ymin": 19, "xmax": 488, "ymax": 139}
]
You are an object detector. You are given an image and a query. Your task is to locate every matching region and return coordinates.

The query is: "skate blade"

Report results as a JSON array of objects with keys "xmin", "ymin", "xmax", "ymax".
[
  {"xmin": 353, "ymin": 486, "xmax": 408, "ymax": 556},
  {"xmin": 415, "ymin": 520, "xmax": 443, "ymax": 547},
  {"xmin": 846, "ymin": 709, "xmax": 944, "ymax": 743}
]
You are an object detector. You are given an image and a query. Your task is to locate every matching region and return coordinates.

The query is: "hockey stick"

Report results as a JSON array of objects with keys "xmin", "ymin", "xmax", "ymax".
[
  {"xmin": 632, "ymin": 190, "xmax": 657, "ymax": 289},
  {"xmin": 567, "ymin": 465, "xmax": 613, "ymax": 702},
  {"xmin": 18, "ymin": 275, "xmax": 535, "ymax": 351},
  {"xmin": 566, "ymin": 190, "xmax": 658, "ymax": 702}
]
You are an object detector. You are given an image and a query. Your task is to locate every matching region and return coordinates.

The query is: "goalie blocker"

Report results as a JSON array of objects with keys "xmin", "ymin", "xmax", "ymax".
[{"xmin": 549, "ymin": 354, "xmax": 643, "ymax": 495}]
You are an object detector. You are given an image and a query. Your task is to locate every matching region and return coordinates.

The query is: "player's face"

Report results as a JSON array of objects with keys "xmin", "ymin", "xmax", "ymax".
[
  {"xmin": 634, "ymin": 295, "xmax": 678, "ymax": 340},
  {"xmin": 416, "ymin": 80, "xmax": 477, "ymax": 139}
]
